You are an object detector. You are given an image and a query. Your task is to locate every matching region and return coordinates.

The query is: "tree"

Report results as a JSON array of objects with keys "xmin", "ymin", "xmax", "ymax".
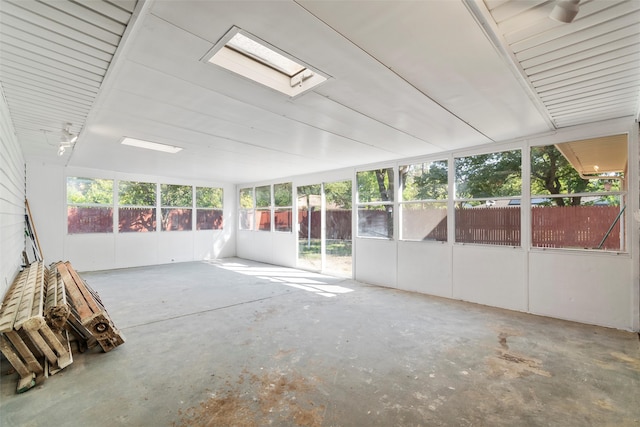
[
  {"xmin": 161, "ymin": 184, "xmax": 192, "ymax": 207},
  {"xmin": 67, "ymin": 177, "xmax": 113, "ymax": 204},
  {"xmin": 401, "ymin": 160, "xmax": 448, "ymax": 201},
  {"xmin": 454, "ymin": 150, "xmax": 522, "ymax": 200},
  {"xmin": 119, "ymin": 181, "xmax": 155, "ymax": 206},
  {"xmin": 531, "ymin": 145, "xmax": 589, "ymax": 206},
  {"xmin": 196, "ymin": 187, "xmax": 223, "ymax": 208},
  {"xmin": 357, "ymin": 168, "xmax": 393, "ymax": 238}
]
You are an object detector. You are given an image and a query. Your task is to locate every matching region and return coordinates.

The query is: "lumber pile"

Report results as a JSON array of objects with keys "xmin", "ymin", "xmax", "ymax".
[{"xmin": 0, "ymin": 261, "xmax": 124, "ymax": 393}]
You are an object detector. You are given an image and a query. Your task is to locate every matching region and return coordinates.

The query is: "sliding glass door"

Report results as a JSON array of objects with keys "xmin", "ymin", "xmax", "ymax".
[{"xmin": 297, "ymin": 181, "xmax": 352, "ymax": 277}]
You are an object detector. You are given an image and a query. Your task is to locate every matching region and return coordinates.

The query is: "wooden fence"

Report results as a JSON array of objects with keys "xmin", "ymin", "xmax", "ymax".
[
  {"xmin": 532, "ymin": 205, "xmax": 621, "ymax": 250},
  {"xmin": 367, "ymin": 205, "xmax": 623, "ymax": 249},
  {"xmin": 298, "ymin": 209, "xmax": 352, "ymax": 240}
]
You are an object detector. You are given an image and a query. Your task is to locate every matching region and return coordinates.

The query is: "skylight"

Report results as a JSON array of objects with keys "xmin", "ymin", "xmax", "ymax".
[
  {"xmin": 121, "ymin": 137, "xmax": 182, "ymax": 154},
  {"xmin": 203, "ymin": 27, "xmax": 328, "ymax": 97}
]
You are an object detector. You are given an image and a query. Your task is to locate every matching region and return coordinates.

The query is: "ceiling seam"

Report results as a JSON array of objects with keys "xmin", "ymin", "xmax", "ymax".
[
  {"xmin": 122, "ymin": 56, "xmax": 426, "ymax": 156},
  {"xmin": 462, "ymin": 0, "xmax": 558, "ymax": 130},
  {"xmin": 293, "ymin": 0, "xmax": 495, "ymax": 144}
]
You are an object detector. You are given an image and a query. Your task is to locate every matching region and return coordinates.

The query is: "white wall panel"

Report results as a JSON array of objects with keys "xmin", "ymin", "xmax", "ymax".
[
  {"xmin": 452, "ymin": 245, "xmax": 527, "ymax": 312},
  {"xmin": 25, "ymin": 163, "xmax": 236, "ymax": 272},
  {"xmin": 66, "ymin": 234, "xmax": 116, "ymax": 271},
  {"xmin": 25, "ymin": 162, "xmax": 64, "ymax": 264},
  {"xmin": 397, "ymin": 241, "xmax": 452, "ymax": 297},
  {"xmin": 529, "ymin": 251, "xmax": 633, "ymax": 329},
  {"xmin": 116, "ymin": 233, "xmax": 159, "ymax": 269},
  {"xmin": 354, "ymin": 238, "xmax": 397, "ymax": 287},
  {"xmin": 271, "ymin": 232, "xmax": 297, "ymax": 268},
  {"xmin": 0, "ymin": 84, "xmax": 25, "ymax": 297},
  {"xmin": 157, "ymin": 232, "xmax": 195, "ymax": 265}
]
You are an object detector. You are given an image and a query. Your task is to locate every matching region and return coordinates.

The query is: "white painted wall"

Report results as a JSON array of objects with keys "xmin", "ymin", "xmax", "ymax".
[
  {"xmin": 237, "ymin": 119, "xmax": 640, "ymax": 331},
  {"xmin": 26, "ymin": 164, "xmax": 236, "ymax": 272},
  {"xmin": 0, "ymin": 85, "xmax": 25, "ymax": 297}
]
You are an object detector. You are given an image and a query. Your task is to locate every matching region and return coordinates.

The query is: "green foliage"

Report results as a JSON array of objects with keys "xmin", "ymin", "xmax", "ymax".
[
  {"xmin": 455, "ymin": 150, "xmax": 522, "ymax": 199},
  {"xmin": 239, "ymin": 188, "xmax": 254, "ymax": 209},
  {"xmin": 325, "ymin": 180, "xmax": 351, "ymax": 209},
  {"xmin": 401, "ymin": 160, "xmax": 447, "ymax": 201},
  {"xmin": 530, "ymin": 144, "xmax": 621, "ymax": 206},
  {"xmin": 196, "ymin": 187, "xmax": 223, "ymax": 208},
  {"xmin": 119, "ymin": 181, "xmax": 155, "ymax": 206},
  {"xmin": 274, "ymin": 182, "xmax": 292, "ymax": 207},
  {"xmin": 67, "ymin": 177, "xmax": 113, "ymax": 204},
  {"xmin": 161, "ymin": 184, "xmax": 192, "ymax": 207},
  {"xmin": 255, "ymin": 185, "xmax": 271, "ymax": 208},
  {"xmin": 357, "ymin": 168, "xmax": 394, "ymax": 203}
]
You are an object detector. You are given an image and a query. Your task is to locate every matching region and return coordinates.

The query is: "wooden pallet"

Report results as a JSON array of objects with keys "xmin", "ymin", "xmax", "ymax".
[
  {"xmin": 0, "ymin": 262, "xmax": 73, "ymax": 393},
  {"xmin": 55, "ymin": 262, "xmax": 125, "ymax": 353}
]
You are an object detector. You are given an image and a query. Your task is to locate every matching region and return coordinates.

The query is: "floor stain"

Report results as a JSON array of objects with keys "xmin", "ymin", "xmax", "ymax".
[
  {"xmin": 498, "ymin": 332, "xmax": 509, "ymax": 350},
  {"xmin": 174, "ymin": 369, "xmax": 324, "ymax": 427},
  {"xmin": 487, "ymin": 350, "xmax": 552, "ymax": 379},
  {"xmin": 610, "ymin": 352, "xmax": 640, "ymax": 372}
]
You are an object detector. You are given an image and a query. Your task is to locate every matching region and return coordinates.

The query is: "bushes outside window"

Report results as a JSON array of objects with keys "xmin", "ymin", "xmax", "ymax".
[
  {"xmin": 196, "ymin": 187, "xmax": 223, "ymax": 230},
  {"xmin": 67, "ymin": 177, "xmax": 114, "ymax": 234}
]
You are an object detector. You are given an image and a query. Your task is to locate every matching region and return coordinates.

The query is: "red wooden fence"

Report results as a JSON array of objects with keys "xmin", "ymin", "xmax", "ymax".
[{"xmin": 532, "ymin": 205, "xmax": 621, "ymax": 250}]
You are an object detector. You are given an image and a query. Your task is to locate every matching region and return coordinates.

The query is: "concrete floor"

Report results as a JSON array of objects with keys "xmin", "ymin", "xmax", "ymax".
[{"xmin": 1, "ymin": 258, "xmax": 639, "ymax": 426}]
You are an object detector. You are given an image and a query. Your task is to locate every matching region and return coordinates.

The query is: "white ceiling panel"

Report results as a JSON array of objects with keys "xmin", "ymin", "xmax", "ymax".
[
  {"xmin": 1, "ymin": 0, "xmax": 638, "ymax": 183},
  {"xmin": 0, "ymin": 0, "xmax": 135, "ymax": 159}
]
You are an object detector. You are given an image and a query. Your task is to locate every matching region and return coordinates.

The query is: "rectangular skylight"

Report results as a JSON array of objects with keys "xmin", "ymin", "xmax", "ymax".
[
  {"xmin": 121, "ymin": 137, "xmax": 182, "ymax": 153},
  {"xmin": 203, "ymin": 26, "xmax": 328, "ymax": 97},
  {"xmin": 226, "ymin": 33, "xmax": 305, "ymax": 77}
]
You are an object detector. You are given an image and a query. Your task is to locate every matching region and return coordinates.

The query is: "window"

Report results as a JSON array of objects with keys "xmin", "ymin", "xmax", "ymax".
[
  {"xmin": 255, "ymin": 185, "xmax": 272, "ymax": 231},
  {"xmin": 274, "ymin": 182, "xmax": 292, "ymax": 232},
  {"xmin": 400, "ymin": 160, "xmax": 448, "ymax": 241},
  {"xmin": 239, "ymin": 188, "xmax": 254, "ymax": 230},
  {"xmin": 357, "ymin": 168, "xmax": 394, "ymax": 239},
  {"xmin": 455, "ymin": 150, "xmax": 521, "ymax": 246},
  {"xmin": 531, "ymin": 135, "xmax": 627, "ymax": 251},
  {"xmin": 118, "ymin": 181, "xmax": 156, "ymax": 232},
  {"xmin": 67, "ymin": 177, "xmax": 114, "ymax": 234},
  {"xmin": 203, "ymin": 27, "xmax": 328, "ymax": 97},
  {"xmin": 196, "ymin": 187, "xmax": 224, "ymax": 230},
  {"xmin": 161, "ymin": 184, "xmax": 192, "ymax": 231}
]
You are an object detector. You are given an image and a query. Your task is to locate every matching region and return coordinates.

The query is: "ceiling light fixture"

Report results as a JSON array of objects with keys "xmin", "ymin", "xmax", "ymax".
[
  {"xmin": 549, "ymin": 0, "xmax": 580, "ymax": 23},
  {"xmin": 121, "ymin": 137, "xmax": 183, "ymax": 153},
  {"xmin": 58, "ymin": 122, "xmax": 78, "ymax": 156}
]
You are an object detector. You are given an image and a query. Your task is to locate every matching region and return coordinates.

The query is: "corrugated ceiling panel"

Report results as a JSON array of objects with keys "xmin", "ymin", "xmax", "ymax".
[
  {"xmin": 0, "ymin": 0, "xmax": 136, "ymax": 152},
  {"xmin": 483, "ymin": 0, "xmax": 640, "ymax": 128}
]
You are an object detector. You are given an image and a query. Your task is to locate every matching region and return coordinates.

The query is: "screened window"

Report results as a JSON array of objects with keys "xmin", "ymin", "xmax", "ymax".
[
  {"xmin": 531, "ymin": 135, "xmax": 627, "ymax": 251},
  {"xmin": 67, "ymin": 177, "xmax": 113, "ymax": 234},
  {"xmin": 196, "ymin": 187, "xmax": 223, "ymax": 230},
  {"xmin": 274, "ymin": 182, "xmax": 292, "ymax": 232},
  {"xmin": 239, "ymin": 188, "xmax": 254, "ymax": 230},
  {"xmin": 255, "ymin": 185, "xmax": 272, "ymax": 231},
  {"xmin": 118, "ymin": 181, "xmax": 156, "ymax": 233},
  {"xmin": 454, "ymin": 150, "xmax": 521, "ymax": 246},
  {"xmin": 400, "ymin": 160, "xmax": 448, "ymax": 241},
  {"xmin": 161, "ymin": 184, "xmax": 192, "ymax": 231},
  {"xmin": 357, "ymin": 168, "xmax": 394, "ymax": 239}
]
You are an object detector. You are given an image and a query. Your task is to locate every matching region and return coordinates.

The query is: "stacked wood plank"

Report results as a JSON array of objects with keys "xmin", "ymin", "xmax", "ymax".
[
  {"xmin": 0, "ymin": 262, "xmax": 72, "ymax": 392},
  {"xmin": 0, "ymin": 261, "xmax": 124, "ymax": 393},
  {"xmin": 54, "ymin": 262, "xmax": 125, "ymax": 353}
]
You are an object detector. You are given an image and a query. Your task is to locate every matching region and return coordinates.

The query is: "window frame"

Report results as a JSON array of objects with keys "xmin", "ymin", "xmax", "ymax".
[
  {"xmin": 453, "ymin": 149, "xmax": 523, "ymax": 247},
  {"xmin": 118, "ymin": 180, "xmax": 157, "ymax": 233},
  {"xmin": 196, "ymin": 186, "xmax": 224, "ymax": 231},
  {"xmin": 274, "ymin": 182, "xmax": 293, "ymax": 233},
  {"xmin": 160, "ymin": 184, "xmax": 193, "ymax": 232},
  {"xmin": 66, "ymin": 176, "xmax": 114, "ymax": 234},
  {"xmin": 529, "ymin": 139, "xmax": 628, "ymax": 253},
  {"xmin": 356, "ymin": 167, "xmax": 395, "ymax": 240},
  {"xmin": 399, "ymin": 160, "xmax": 449, "ymax": 242}
]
